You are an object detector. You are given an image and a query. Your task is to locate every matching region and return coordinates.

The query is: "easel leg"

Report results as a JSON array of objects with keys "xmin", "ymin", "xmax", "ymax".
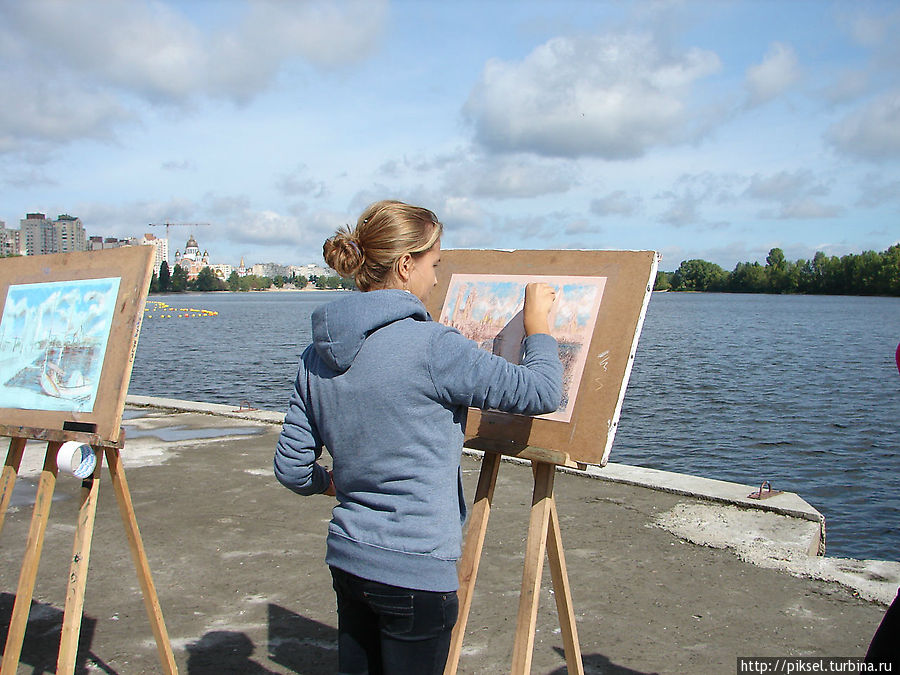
[
  {"xmin": 57, "ymin": 447, "xmax": 105, "ymax": 675},
  {"xmin": 1, "ymin": 442, "xmax": 61, "ymax": 675},
  {"xmin": 444, "ymin": 451, "xmax": 501, "ymax": 675},
  {"xmin": 547, "ymin": 498, "xmax": 584, "ymax": 675},
  {"xmin": 104, "ymin": 447, "xmax": 178, "ymax": 675},
  {"xmin": 510, "ymin": 462, "xmax": 555, "ymax": 675},
  {"xmin": 0, "ymin": 437, "xmax": 27, "ymax": 537}
]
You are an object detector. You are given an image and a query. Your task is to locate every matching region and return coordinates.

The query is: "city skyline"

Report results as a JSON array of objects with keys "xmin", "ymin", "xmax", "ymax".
[
  {"xmin": 1, "ymin": 1, "xmax": 898, "ymax": 270},
  {"xmin": 0, "ymin": 212, "xmax": 328, "ymax": 274}
]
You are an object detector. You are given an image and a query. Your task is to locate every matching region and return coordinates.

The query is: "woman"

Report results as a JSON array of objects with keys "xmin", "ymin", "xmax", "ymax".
[{"xmin": 274, "ymin": 199, "xmax": 562, "ymax": 674}]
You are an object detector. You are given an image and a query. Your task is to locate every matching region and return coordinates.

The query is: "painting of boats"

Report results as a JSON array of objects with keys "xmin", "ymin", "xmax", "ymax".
[{"xmin": 0, "ymin": 277, "xmax": 120, "ymax": 412}]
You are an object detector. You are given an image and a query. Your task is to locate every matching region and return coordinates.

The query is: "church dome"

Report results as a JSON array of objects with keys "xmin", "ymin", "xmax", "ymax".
[{"xmin": 186, "ymin": 235, "xmax": 198, "ymax": 248}]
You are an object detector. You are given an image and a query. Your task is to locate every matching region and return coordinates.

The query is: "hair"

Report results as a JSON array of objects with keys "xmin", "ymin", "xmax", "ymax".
[{"xmin": 323, "ymin": 200, "xmax": 443, "ymax": 291}]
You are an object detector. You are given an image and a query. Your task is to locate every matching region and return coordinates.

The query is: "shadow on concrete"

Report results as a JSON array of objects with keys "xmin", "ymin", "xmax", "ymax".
[
  {"xmin": 186, "ymin": 630, "xmax": 277, "ymax": 674},
  {"xmin": 0, "ymin": 592, "xmax": 113, "ymax": 674},
  {"xmin": 549, "ymin": 646, "xmax": 658, "ymax": 675},
  {"xmin": 266, "ymin": 603, "xmax": 337, "ymax": 674}
]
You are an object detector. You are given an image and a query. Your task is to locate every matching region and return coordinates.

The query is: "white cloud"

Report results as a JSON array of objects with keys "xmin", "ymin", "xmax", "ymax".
[
  {"xmin": 590, "ymin": 190, "xmax": 642, "ymax": 217},
  {"xmin": 161, "ymin": 160, "xmax": 196, "ymax": 172},
  {"xmin": 0, "ymin": 0, "xmax": 386, "ymax": 155},
  {"xmin": 0, "ymin": 71, "xmax": 133, "ymax": 154},
  {"xmin": 821, "ymin": 68, "xmax": 871, "ymax": 105},
  {"xmin": 849, "ymin": 11, "xmax": 890, "ymax": 48},
  {"xmin": 744, "ymin": 42, "xmax": 801, "ymax": 107},
  {"xmin": 464, "ymin": 32, "xmax": 721, "ymax": 159},
  {"xmin": 764, "ymin": 199, "xmax": 844, "ymax": 220},
  {"xmin": 855, "ymin": 173, "xmax": 900, "ymax": 208},
  {"xmin": 277, "ymin": 165, "xmax": 328, "ymax": 199},
  {"xmin": 656, "ymin": 190, "xmax": 704, "ymax": 228},
  {"xmin": 744, "ymin": 169, "xmax": 826, "ymax": 201},
  {"xmin": 441, "ymin": 155, "xmax": 578, "ymax": 199},
  {"xmin": 744, "ymin": 169, "xmax": 843, "ymax": 220},
  {"xmin": 826, "ymin": 90, "xmax": 900, "ymax": 161},
  {"xmin": 653, "ymin": 172, "xmax": 740, "ymax": 228}
]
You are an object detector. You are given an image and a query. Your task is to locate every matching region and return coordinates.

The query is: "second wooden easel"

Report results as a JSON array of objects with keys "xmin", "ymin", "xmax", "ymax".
[
  {"xmin": 444, "ymin": 443, "xmax": 585, "ymax": 675},
  {"xmin": 0, "ymin": 424, "xmax": 177, "ymax": 675}
]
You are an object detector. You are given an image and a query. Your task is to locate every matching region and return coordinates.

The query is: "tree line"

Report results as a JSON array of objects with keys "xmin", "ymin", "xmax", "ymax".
[
  {"xmin": 150, "ymin": 261, "xmax": 355, "ymax": 293},
  {"xmin": 655, "ymin": 244, "xmax": 900, "ymax": 296}
]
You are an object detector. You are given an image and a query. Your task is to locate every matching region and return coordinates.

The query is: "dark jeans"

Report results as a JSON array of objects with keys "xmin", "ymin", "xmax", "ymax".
[
  {"xmin": 330, "ymin": 566, "xmax": 458, "ymax": 675},
  {"xmin": 865, "ymin": 587, "xmax": 899, "ymax": 668}
]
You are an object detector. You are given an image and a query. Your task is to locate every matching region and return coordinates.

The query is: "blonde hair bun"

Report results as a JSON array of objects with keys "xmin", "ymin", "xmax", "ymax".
[{"xmin": 323, "ymin": 227, "xmax": 365, "ymax": 279}]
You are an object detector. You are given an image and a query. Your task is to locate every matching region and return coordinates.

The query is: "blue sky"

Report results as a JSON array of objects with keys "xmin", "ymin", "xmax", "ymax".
[{"xmin": 1, "ymin": 0, "xmax": 898, "ymax": 271}]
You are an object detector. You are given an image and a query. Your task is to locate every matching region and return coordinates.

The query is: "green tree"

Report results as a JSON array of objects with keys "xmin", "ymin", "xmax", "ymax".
[
  {"xmin": 653, "ymin": 270, "xmax": 672, "ymax": 291},
  {"xmin": 194, "ymin": 266, "xmax": 224, "ymax": 291},
  {"xmin": 158, "ymin": 261, "xmax": 171, "ymax": 292},
  {"xmin": 227, "ymin": 271, "xmax": 241, "ymax": 291},
  {"xmin": 170, "ymin": 265, "xmax": 188, "ymax": 292},
  {"xmin": 149, "ymin": 271, "xmax": 159, "ymax": 293},
  {"xmin": 671, "ymin": 259, "xmax": 727, "ymax": 291},
  {"xmin": 729, "ymin": 261, "xmax": 767, "ymax": 293},
  {"xmin": 764, "ymin": 247, "xmax": 790, "ymax": 293},
  {"xmin": 876, "ymin": 244, "xmax": 900, "ymax": 296}
]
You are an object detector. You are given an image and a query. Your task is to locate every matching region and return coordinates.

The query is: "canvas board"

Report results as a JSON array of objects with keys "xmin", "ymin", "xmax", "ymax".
[
  {"xmin": 425, "ymin": 249, "xmax": 657, "ymax": 466},
  {"xmin": 0, "ymin": 246, "xmax": 155, "ymax": 443}
]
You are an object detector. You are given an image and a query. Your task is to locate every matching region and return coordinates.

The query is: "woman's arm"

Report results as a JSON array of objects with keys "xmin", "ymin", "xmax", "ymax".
[
  {"xmin": 428, "ymin": 282, "xmax": 563, "ymax": 415},
  {"xmin": 274, "ymin": 354, "xmax": 332, "ymax": 495}
]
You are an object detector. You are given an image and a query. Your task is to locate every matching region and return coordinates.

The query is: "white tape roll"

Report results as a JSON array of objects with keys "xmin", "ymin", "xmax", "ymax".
[{"xmin": 57, "ymin": 441, "xmax": 97, "ymax": 479}]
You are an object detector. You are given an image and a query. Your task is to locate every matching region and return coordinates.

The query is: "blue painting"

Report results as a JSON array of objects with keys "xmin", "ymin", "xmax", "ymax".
[{"xmin": 0, "ymin": 278, "xmax": 121, "ymax": 412}]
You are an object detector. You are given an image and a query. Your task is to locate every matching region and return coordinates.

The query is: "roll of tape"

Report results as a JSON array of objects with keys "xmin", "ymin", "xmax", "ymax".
[{"xmin": 57, "ymin": 441, "xmax": 97, "ymax": 479}]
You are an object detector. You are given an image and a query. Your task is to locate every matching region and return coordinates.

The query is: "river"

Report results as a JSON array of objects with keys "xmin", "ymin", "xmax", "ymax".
[{"xmin": 130, "ymin": 290, "xmax": 900, "ymax": 562}]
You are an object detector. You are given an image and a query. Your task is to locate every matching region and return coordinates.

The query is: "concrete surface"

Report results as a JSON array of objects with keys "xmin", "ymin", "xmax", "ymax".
[{"xmin": 0, "ymin": 398, "xmax": 897, "ymax": 674}]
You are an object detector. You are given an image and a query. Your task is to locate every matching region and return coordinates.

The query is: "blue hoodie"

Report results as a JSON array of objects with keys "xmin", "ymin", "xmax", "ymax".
[{"xmin": 274, "ymin": 289, "xmax": 562, "ymax": 592}]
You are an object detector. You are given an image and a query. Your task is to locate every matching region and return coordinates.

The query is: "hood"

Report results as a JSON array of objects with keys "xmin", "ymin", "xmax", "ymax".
[{"xmin": 311, "ymin": 289, "xmax": 431, "ymax": 372}]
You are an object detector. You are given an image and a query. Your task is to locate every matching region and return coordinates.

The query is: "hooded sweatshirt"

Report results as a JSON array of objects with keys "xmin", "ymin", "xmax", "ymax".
[{"xmin": 274, "ymin": 289, "xmax": 562, "ymax": 592}]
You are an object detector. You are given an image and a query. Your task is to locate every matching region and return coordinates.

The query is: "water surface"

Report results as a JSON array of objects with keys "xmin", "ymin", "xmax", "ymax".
[{"xmin": 130, "ymin": 291, "xmax": 900, "ymax": 561}]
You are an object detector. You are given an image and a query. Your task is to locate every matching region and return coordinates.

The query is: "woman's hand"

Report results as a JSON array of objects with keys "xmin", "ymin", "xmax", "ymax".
[
  {"xmin": 324, "ymin": 470, "xmax": 336, "ymax": 497},
  {"xmin": 523, "ymin": 282, "xmax": 556, "ymax": 336}
]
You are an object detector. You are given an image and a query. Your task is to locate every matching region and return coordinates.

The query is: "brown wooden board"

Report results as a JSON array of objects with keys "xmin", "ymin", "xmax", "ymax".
[
  {"xmin": 425, "ymin": 249, "xmax": 657, "ymax": 466},
  {"xmin": 0, "ymin": 246, "xmax": 154, "ymax": 444}
]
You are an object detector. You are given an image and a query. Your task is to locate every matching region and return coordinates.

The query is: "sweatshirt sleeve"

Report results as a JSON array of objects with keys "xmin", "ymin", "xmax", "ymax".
[
  {"xmin": 274, "ymin": 351, "xmax": 331, "ymax": 496},
  {"xmin": 428, "ymin": 328, "xmax": 563, "ymax": 415}
]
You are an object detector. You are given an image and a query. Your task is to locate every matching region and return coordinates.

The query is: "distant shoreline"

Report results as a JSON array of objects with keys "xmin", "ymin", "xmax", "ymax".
[{"xmin": 148, "ymin": 287, "xmax": 350, "ymax": 296}]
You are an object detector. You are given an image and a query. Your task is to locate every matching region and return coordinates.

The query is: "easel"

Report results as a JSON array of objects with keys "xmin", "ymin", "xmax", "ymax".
[
  {"xmin": 0, "ymin": 423, "xmax": 177, "ymax": 674},
  {"xmin": 445, "ymin": 443, "xmax": 585, "ymax": 675}
]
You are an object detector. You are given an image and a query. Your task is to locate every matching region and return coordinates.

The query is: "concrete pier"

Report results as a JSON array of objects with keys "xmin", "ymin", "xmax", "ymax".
[{"xmin": 1, "ymin": 397, "xmax": 897, "ymax": 674}]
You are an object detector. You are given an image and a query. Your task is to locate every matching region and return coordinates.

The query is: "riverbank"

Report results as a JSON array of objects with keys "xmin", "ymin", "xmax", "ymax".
[{"xmin": 1, "ymin": 396, "xmax": 896, "ymax": 674}]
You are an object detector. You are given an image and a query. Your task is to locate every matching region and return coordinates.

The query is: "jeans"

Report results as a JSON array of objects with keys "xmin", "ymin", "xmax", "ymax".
[{"xmin": 330, "ymin": 566, "xmax": 458, "ymax": 675}]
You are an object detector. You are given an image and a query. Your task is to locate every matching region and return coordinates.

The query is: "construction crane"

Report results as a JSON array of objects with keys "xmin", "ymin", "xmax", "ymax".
[{"xmin": 148, "ymin": 222, "xmax": 210, "ymax": 242}]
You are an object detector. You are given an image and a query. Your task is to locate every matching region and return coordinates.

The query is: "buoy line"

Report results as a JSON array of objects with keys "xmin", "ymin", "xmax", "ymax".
[{"xmin": 144, "ymin": 300, "xmax": 219, "ymax": 319}]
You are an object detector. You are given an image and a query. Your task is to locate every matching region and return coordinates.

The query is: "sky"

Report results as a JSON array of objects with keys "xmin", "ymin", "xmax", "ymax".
[{"xmin": 1, "ymin": 0, "xmax": 898, "ymax": 272}]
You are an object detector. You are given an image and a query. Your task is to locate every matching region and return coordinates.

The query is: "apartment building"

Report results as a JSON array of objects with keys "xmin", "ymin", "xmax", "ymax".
[
  {"xmin": 15, "ymin": 213, "xmax": 88, "ymax": 255},
  {"xmin": 0, "ymin": 220, "xmax": 23, "ymax": 256},
  {"xmin": 139, "ymin": 233, "xmax": 170, "ymax": 275}
]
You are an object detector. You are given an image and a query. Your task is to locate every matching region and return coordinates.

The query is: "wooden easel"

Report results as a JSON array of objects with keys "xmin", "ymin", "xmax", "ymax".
[
  {"xmin": 445, "ymin": 444, "xmax": 585, "ymax": 675},
  {"xmin": 0, "ymin": 424, "xmax": 177, "ymax": 674}
]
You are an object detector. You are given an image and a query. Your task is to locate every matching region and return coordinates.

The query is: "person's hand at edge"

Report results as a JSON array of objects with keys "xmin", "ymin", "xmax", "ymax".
[{"xmin": 523, "ymin": 282, "xmax": 556, "ymax": 336}]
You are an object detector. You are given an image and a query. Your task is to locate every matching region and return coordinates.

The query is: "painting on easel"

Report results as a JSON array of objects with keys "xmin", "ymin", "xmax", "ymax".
[
  {"xmin": 0, "ymin": 246, "xmax": 155, "ymax": 443},
  {"xmin": 0, "ymin": 277, "xmax": 121, "ymax": 413},
  {"xmin": 425, "ymin": 249, "xmax": 657, "ymax": 466},
  {"xmin": 439, "ymin": 274, "xmax": 606, "ymax": 423}
]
